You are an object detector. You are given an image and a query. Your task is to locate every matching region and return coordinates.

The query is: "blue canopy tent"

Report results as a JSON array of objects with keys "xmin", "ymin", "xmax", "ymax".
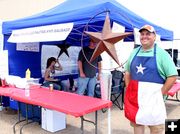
[{"xmin": 2, "ymin": 0, "xmax": 174, "ymax": 78}]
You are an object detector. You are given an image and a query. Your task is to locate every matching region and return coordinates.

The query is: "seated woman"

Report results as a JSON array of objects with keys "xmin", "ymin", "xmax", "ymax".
[{"xmin": 43, "ymin": 57, "xmax": 63, "ymax": 90}]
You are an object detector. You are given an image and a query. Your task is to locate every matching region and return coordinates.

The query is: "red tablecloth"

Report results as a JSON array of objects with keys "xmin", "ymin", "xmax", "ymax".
[
  {"xmin": 0, "ymin": 86, "xmax": 13, "ymax": 96},
  {"xmin": 0, "ymin": 86, "xmax": 112, "ymax": 117},
  {"xmin": 168, "ymin": 82, "xmax": 180, "ymax": 97}
]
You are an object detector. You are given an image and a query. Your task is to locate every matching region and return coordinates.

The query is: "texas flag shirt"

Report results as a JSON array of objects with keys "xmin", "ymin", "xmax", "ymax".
[{"xmin": 125, "ymin": 45, "xmax": 167, "ymax": 125}]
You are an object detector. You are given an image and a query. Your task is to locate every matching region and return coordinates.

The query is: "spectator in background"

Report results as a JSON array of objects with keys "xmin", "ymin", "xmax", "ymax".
[
  {"xmin": 76, "ymin": 40, "xmax": 102, "ymax": 97},
  {"xmin": 43, "ymin": 57, "xmax": 63, "ymax": 90},
  {"xmin": 124, "ymin": 24, "xmax": 178, "ymax": 134}
]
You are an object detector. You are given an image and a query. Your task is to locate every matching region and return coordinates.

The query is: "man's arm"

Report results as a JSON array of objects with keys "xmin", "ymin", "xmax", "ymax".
[
  {"xmin": 124, "ymin": 71, "xmax": 131, "ymax": 87},
  {"xmin": 78, "ymin": 60, "xmax": 86, "ymax": 78},
  {"xmin": 161, "ymin": 76, "xmax": 177, "ymax": 94}
]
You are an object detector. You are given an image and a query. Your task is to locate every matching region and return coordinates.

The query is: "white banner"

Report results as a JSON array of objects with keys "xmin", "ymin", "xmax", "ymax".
[{"xmin": 8, "ymin": 23, "xmax": 73, "ymax": 43}]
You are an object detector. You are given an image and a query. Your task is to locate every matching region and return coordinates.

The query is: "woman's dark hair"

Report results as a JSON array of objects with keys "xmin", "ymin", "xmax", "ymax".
[{"xmin": 46, "ymin": 57, "xmax": 56, "ymax": 68}]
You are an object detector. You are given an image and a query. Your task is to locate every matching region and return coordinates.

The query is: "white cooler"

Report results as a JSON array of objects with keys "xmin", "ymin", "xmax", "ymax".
[{"xmin": 41, "ymin": 108, "xmax": 66, "ymax": 132}]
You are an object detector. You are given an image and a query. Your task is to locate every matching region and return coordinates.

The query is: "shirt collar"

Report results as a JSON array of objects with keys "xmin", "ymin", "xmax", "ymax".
[{"xmin": 140, "ymin": 46, "xmax": 154, "ymax": 53}]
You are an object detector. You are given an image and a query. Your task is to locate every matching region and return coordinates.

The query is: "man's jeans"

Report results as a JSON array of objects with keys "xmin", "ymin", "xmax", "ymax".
[{"xmin": 77, "ymin": 77, "xmax": 96, "ymax": 97}]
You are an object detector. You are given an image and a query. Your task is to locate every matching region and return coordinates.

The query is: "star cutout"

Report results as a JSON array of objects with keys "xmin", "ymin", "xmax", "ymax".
[
  {"xmin": 136, "ymin": 64, "xmax": 146, "ymax": 74},
  {"xmin": 56, "ymin": 44, "xmax": 70, "ymax": 58},
  {"xmin": 84, "ymin": 13, "xmax": 133, "ymax": 65}
]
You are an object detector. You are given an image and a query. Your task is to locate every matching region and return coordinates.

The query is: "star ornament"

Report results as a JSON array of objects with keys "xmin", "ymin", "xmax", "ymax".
[
  {"xmin": 136, "ymin": 64, "xmax": 146, "ymax": 74},
  {"xmin": 84, "ymin": 13, "xmax": 133, "ymax": 65},
  {"xmin": 57, "ymin": 44, "xmax": 70, "ymax": 58}
]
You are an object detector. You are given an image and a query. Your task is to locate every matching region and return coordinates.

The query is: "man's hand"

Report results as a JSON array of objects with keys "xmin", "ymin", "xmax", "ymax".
[
  {"xmin": 97, "ymin": 74, "xmax": 100, "ymax": 80},
  {"xmin": 80, "ymin": 72, "xmax": 86, "ymax": 78}
]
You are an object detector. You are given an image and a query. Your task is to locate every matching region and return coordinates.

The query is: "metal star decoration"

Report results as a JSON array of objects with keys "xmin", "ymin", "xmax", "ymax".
[
  {"xmin": 85, "ymin": 13, "xmax": 133, "ymax": 65},
  {"xmin": 56, "ymin": 44, "xmax": 70, "ymax": 58}
]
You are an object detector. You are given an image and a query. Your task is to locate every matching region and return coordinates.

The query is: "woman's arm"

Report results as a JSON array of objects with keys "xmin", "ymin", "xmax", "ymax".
[{"xmin": 54, "ymin": 59, "xmax": 63, "ymax": 71}]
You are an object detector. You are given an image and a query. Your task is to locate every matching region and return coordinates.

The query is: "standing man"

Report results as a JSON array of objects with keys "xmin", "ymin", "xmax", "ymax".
[
  {"xmin": 124, "ymin": 24, "xmax": 178, "ymax": 134},
  {"xmin": 76, "ymin": 40, "xmax": 102, "ymax": 97}
]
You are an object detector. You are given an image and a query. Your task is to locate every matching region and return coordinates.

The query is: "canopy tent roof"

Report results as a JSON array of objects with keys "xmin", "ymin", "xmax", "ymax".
[
  {"xmin": 2, "ymin": 0, "xmax": 173, "ymax": 45},
  {"xmin": 1, "ymin": 0, "xmax": 174, "ymax": 78}
]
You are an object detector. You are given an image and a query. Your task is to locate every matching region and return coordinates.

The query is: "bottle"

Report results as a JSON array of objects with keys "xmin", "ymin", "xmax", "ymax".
[
  {"xmin": 0, "ymin": 76, "xmax": 7, "ymax": 87},
  {"xmin": 49, "ymin": 84, "xmax": 53, "ymax": 91},
  {"xmin": 25, "ymin": 68, "xmax": 31, "ymax": 80},
  {"xmin": 25, "ymin": 84, "xmax": 30, "ymax": 97}
]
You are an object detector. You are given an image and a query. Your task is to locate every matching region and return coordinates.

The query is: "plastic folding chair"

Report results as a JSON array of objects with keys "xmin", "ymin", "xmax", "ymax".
[{"xmin": 94, "ymin": 70, "xmax": 125, "ymax": 110}]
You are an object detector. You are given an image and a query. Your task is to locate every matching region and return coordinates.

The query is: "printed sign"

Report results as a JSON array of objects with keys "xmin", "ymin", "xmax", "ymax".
[
  {"xmin": 8, "ymin": 23, "xmax": 73, "ymax": 43},
  {"xmin": 16, "ymin": 42, "xmax": 39, "ymax": 52}
]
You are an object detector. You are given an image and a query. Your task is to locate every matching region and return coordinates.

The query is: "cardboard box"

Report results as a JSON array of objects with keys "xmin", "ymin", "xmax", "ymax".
[{"xmin": 41, "ymin": 108, "xmax": 66, "ymax": 132}]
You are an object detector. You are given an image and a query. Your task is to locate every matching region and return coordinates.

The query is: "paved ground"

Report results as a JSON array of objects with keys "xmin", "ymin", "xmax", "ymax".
[{"xmin": 0, "ymin": 95, "xmax": 179, "ymax": 134}]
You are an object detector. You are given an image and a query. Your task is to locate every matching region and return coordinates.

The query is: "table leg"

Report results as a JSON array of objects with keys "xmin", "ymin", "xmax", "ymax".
[
  {"xmin": 80, "ymin": 111, "xmax": 98, "ymax": 134},
  {"xmin": 20, "ymin": 105, "xmax": 41, "ymax": 134},
  {"xmin": 13, "ymin": 102, "xmax": 26, "ymax": 134},
  {"xmin": 0, "ymin": 96, "xmax": 3, "ymax": 111},
  {"xmin": 176, "ymin": 92, "xmax": 180, "ymax": 101},
  {"xmin": 80, "ymin": 116, "xmax": 84, "ymax": 134},
  {"xmin": 19, "ymin": 104, "xmax": 29, "ymax": 134},
  {"xmin": 0, "ymin": 96, "xmax": 2, "ymax": 104}
]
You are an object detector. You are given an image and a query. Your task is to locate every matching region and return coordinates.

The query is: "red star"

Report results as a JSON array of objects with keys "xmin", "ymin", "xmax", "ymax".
[{"xmin": 85, "ymin": 13, "xmax": 133, "ymax": 65}]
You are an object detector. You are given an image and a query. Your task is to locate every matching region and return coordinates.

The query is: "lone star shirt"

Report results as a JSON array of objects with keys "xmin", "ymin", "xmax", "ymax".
[{"xmin": 124, "ymin": 44, "xmax": 177, "ymax": 125}]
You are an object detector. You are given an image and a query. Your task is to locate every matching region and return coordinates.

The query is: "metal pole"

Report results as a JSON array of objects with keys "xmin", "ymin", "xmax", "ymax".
[
  {"xmin": 108, "ymin": 108, "xmax": 111, "ymax": 134},
  {"xmin": 95, "ymin": 111, "xmax": 98, "ymax": 134}
]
